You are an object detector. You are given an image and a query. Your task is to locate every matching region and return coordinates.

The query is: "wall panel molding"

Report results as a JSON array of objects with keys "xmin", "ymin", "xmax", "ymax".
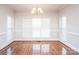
[
  {"xmin": 0, "ymin": 32, "xmax": 6, "ymax": 36},
  {"xmin": 68, "ymin": 32, "xmax": 79, "ymax": 37}
]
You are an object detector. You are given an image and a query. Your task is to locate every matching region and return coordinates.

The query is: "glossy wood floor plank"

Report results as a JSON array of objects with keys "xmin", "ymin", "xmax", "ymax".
[{"xmin": 0, "ymin": 41, "xmax": 79, "ymax": 55}]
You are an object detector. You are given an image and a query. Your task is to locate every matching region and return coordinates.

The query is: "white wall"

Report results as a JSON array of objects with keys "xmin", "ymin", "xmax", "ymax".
[
  {"xmin": 59, "ymin": 5, "xmax": 79, "ymax": 52},
  {"xmin": 14, "ymin": 12, "xmax": 59, "ymax": 40},
  {"xmin": 0, "ymin": 5, "xmax": 14, "ymax": 49}
]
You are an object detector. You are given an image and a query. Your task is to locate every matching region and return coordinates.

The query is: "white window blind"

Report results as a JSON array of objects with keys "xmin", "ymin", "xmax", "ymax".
[{"xmin": 32, "ymin": 18, "xmax": 50, "ymax": 38}]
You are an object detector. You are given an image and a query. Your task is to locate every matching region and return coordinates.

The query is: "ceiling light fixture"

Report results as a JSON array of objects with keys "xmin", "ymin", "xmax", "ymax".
[{"xmin": 31, "ymin": 8, "xmax": 43, "ymax": 15}]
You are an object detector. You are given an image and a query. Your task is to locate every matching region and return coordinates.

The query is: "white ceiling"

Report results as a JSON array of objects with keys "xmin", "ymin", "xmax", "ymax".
[{"xmin": 6, "ymin": 4, "xmax": 69, "ymax": 12}]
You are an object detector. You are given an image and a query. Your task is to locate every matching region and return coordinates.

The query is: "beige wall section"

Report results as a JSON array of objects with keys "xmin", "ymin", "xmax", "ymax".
[
  {"xmin": 59, "ymin": 5, "xmax": 79, "ymax": 52},
  {"xmin": 0, "ymin": 5, "xmax": 14, "ymax": 49},
  {"xmin": 14, "ymin": 12, "xmax": 59, "ymax": 40}
]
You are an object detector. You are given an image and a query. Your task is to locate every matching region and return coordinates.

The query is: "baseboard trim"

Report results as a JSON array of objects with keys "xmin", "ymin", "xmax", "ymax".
[{"xmin": 14, "ymin": 39, "xmax": 59, "ymax": 41}]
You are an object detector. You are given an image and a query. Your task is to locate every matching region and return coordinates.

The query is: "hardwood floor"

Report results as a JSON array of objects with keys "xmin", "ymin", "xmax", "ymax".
[{"xmin": 0, "ymin": 41, "xmax": 79, "ymax": 55}]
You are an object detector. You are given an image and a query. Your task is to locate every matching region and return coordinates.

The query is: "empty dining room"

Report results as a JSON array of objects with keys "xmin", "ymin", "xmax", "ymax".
[{"xmin": 0, "ymin": 4, "xmax": 79, "ymax": 55}]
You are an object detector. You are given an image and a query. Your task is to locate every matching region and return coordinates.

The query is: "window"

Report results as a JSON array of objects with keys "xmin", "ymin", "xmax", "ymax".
[
  {"xmin": 60, "ymin": 16, "xmax": 67, "ymax": 40},
  {"xmin": 7, "ymin": 16, "xmax": 12, "ymax": 29},
  {"xmin": 61, "ymin": 16, "xmax": 66, "ymax": 29},
  {"xmin": 32, "ymin": 18, "xmax": 41, "ymax": 38},
  {"xmin": 7, "ymin": 16, "xmax": 12, "ymax": 40},
  {"xmin": 32, "ymin": 18, "xmax": 50, "ymax": 38}
]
